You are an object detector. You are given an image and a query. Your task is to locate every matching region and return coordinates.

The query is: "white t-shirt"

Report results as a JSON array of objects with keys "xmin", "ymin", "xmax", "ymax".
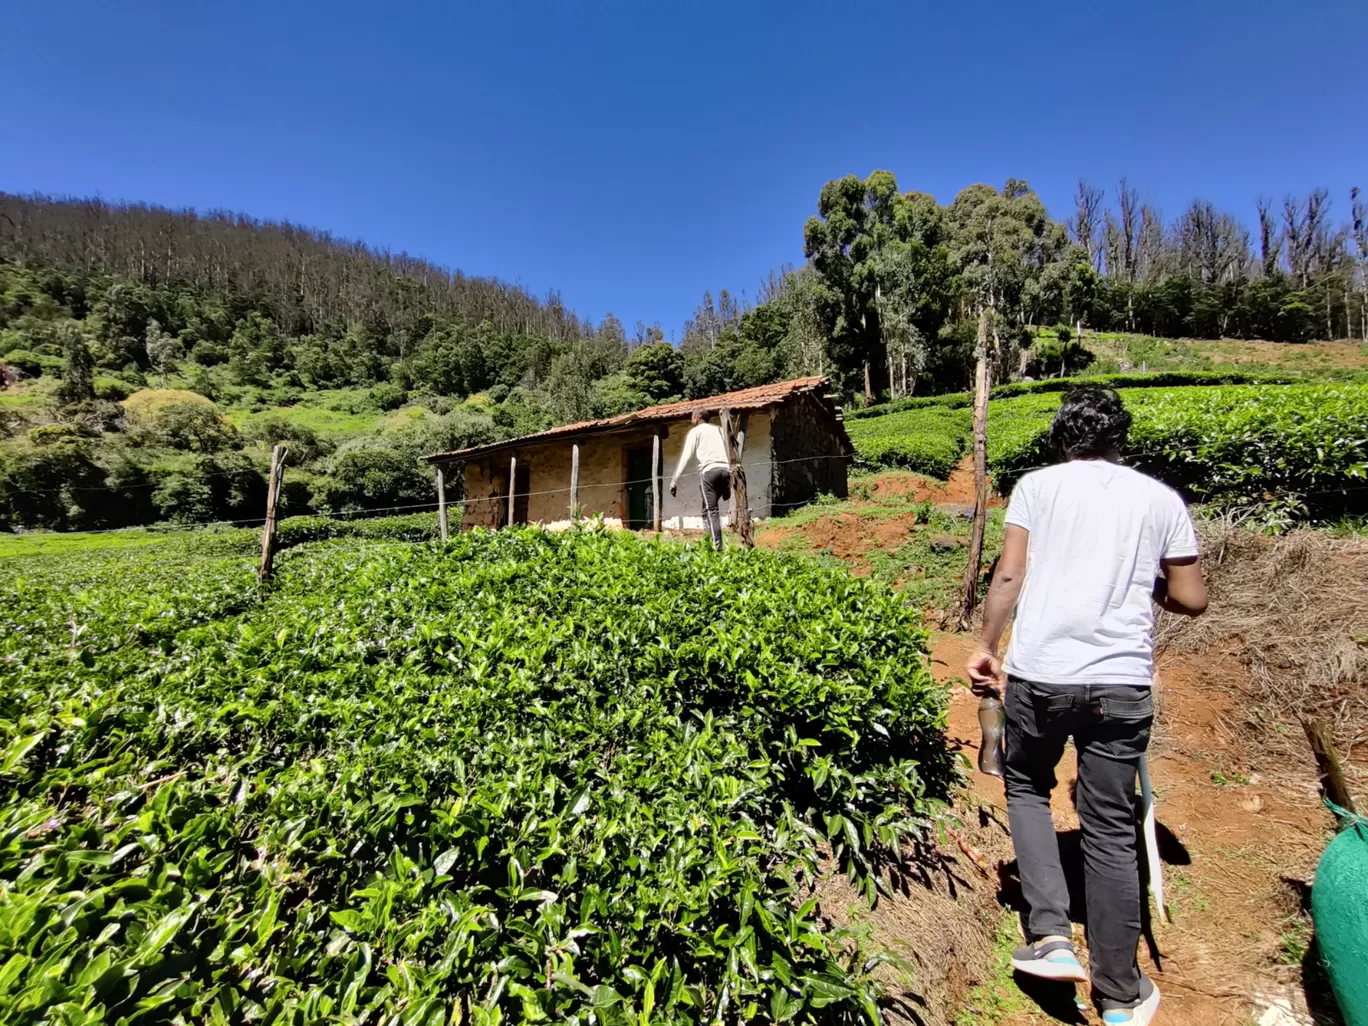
[
  {"xmin": 670, "ymin": 422, "xmax": 729, "ymax": 488},
  {"xmin": 1002, "ymin": 460, "xmax": 1199, "ymax": 687}
]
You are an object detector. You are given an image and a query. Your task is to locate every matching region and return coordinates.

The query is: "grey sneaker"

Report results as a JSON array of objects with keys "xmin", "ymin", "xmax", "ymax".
[
  {"xmin": 1101, "ymin": 979, "xmax": 1160, "ymax": 1025},
  {"xmin": 1009, "ymin": 936, "xmax": 1089, "ymax": 983}
]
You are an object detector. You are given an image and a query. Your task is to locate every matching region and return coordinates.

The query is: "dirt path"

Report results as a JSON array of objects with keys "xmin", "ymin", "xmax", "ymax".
[
  {"xmin": 928, "ymin": 634, "xmax": 1336, "ymax": 1026},
  {"xmin": 864, "ymin": 456, "xmax": 1003, "ymax": 507}
]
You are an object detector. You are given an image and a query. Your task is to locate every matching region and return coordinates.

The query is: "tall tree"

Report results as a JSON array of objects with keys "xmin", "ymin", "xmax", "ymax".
[
  {"xmin": 1256, "ymin": 196, "xmax": 1283, "ymax": 276},
  {"xmin": 1116, "ymin": 178, "xmax": 1140, "ymax": 281},
  {"xmin": 56, "ymin": 325, "xmax": 96, "ymax": 405},
  {"xmin": 803, "ymin": 172, "xmax": 897, "ymax": 401},
  {"xmin": 1172, "ymin": 201, "xmax": 1250, "ymax": 284},
  {"xmin": 1352, "ymin": 187, "xmax": 1368, "ymax": 339},
  {"xmin": 1070, "ymin": 179, "xmax": 1104, "ymax": 268}
]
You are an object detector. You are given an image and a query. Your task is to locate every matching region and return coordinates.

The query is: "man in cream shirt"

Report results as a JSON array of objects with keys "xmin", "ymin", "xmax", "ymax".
[{"xmin": 668, "ymin": 411, "xmax": 731, "ymax": 551}]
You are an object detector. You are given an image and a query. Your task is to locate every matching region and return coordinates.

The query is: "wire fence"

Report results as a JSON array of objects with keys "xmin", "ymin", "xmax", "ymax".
[{"xmin": 5, "ymin": 443, "xmax": 1366, "ymax": 547}]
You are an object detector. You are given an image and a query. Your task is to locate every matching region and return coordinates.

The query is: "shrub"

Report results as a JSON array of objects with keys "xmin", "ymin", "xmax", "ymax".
[
  {"xmin": 244, "ymin": 414, "xmax": 333, "ymax": 464},
  {"xmin": 1, "ymin": 348, "xmax": 58, "ymax": 378},
  {"xmin": 93, "ymin": 376, "xmax": 133, "ymax": 401},
  {"xmin": 151, "ymin": 450, "xmax": 267, "ymax": 524},
  {"xmin": 0, "ymin": 530, "xmax": 951, "ymax": 1024},
  {"xmin": 122, "ymin": 388, "xmax": 238, "ymax": 452},
  {"xmin": 378, "ymin": 407, "xmax": 498, "ymax": 460},
  {"xmin": 366, "ymin": 381, "xmax": 408, "ymax": 411},
  {"xmin": 313, "ymin": 442, "xmax": 430, "ymax": 512},
  {"xmin": 0, "ymin": 426, "xmax": 109, "ymax": 529},
  {"xmin": 190, "ymin": 340, "xmax": 228, "ymax": 366}
]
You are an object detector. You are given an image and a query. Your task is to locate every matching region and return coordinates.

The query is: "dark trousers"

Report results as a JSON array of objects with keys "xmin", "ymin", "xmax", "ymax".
[
  {"xmin": 1004, "ymin": 677, "xmax": 1153, "ymax": 1009},
  {"xmin": 699, "ymin": 467, "xmax": 731, "ymax": 551}
]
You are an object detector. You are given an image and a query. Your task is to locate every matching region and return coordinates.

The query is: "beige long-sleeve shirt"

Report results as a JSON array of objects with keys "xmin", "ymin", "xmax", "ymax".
[{"xmin": 670, "ymin": 422, "xmax": 729, "ymax": 489}]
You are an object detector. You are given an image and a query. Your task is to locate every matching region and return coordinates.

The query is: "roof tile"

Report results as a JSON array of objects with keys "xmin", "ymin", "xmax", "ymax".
[{"xmin": 424, "ymin": 376, "xmax": 831, "ymax": 462}]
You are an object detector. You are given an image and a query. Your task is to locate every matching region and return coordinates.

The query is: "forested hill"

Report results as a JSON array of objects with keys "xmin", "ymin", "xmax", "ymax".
[
  {"xmin": 0, "ymin": 192, "xmax": 589, "ymax": 342},
  {"xmin": 4, "ymin": 177, "xmax": 1367, "ymax": 533}
]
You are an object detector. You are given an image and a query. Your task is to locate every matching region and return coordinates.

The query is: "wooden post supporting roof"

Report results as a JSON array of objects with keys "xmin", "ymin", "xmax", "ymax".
[
  {"xmin": 435, "ymin": 466, "xmax": 448, "ymax": 541},
  {"xmin": 651, "ymin": 433, "xmax": 662, "ymax": 533},
  {"xmin": 507, "ymin": 454, "xmax": 517, "ymax": 528},
  {"xmin": 570, "ymin": 443, "xmax": 580, "ymax": 520}
]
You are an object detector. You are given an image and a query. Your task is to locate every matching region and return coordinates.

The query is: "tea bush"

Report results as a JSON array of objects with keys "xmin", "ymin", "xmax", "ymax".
[
  {"xmin": 0, "ymin": 528, "xmax": 952, "ymax": 1024},
  {"xmin": 846, "ymin": 383, "xmax": 1368, "ymax": 518},
  {"xmin": 988, "ymin": 383, "xmax": 1368, "ymax": 515},
  {"xmin": 846, "ymin": 370, "xmax": 1289, "ymax": 421}
]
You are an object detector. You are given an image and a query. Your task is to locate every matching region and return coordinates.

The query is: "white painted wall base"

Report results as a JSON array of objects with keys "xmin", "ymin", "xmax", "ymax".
[{"xmin": 538, "ymin": 511, "xmax": 767, "ymax": 533}]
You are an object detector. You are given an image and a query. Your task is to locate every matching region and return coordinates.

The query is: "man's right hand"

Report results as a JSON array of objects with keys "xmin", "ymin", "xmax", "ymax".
[{"xmin": 966, "ymin": 645, "xmax": 1003, "ymax": 696}]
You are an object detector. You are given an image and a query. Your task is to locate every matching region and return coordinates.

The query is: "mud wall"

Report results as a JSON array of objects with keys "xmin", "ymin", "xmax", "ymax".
[{"xmin": 456, "ymin": 412, "xmax": 773, "ymax": 530}]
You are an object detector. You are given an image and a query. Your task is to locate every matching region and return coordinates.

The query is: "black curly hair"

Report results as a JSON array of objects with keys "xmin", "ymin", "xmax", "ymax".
[{"xmin": 1049, "ymin": 386, "xmax": 1132, "ymax": 460}]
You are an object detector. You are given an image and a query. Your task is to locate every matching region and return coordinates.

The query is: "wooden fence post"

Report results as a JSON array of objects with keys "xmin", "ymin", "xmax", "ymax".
[
  {"xmin": 570, "ymin": 443, "xmax": 580, "ymax": 520},
  {"xmin": 435, "ymin": 465, "xmax": 448, "ymax": 541},
  {"xmin": 257, "ymin": 444, "xmax": 287, "ymax": 584},
  {"xmin": 1303, "ymin": 718, "xmax": 1359, "ymax": 818},
  {"xmin": 720, "ymin": 409, "xmax": 753, "ymax": 549},
  {"xmin": 507, "ymin": 455, "xmax": 517, "ymax": 528},
  {"xmin": 651, "ymin": 433, "xmax": 662, "ymax": 533},
  {"xmin": 957, "ymin": 308, "xmax": 991, "ymax": 629}
]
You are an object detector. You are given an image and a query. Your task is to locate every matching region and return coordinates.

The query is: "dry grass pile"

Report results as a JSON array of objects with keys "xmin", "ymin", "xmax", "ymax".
[{"xmin": 1157, "ymin": 520, "xmax": 1368, "ymax": 760}]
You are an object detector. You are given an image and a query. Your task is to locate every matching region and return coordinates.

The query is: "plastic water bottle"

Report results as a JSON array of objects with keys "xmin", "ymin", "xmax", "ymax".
[{"xmin": 978, "ymin": 692, "xmax": 1006, "ymax": 777}]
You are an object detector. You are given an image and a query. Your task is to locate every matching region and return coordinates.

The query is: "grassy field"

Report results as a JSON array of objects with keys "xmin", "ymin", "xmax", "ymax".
[{"xmin": 1076, "ymin": 331, "xmax": 1368, "ymax": 379}]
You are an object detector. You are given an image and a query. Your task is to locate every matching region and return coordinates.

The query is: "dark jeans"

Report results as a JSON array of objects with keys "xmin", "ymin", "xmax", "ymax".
[
  {"xmin": 1004, "ymin": 676, "xmax": 1153, "ymax": 1010},
  {"xmin": 699, "ymin": 467, "xmax": 731, "ymax": 551}
]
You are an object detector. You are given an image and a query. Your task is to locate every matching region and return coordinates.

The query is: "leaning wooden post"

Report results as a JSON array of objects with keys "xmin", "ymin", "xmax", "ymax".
[
  {"xmin": 1303, "ymin": 718, "xmax": 1359, "ymax": 818},
  {"xmin": 435, "ymin": 465, "xmax": 449, "ymax": 541},
  {"xmin": 651, "ymin": 433, "xmax": 662, "ymax": 533},
  {"xmin": 570, "ymin": 443, "xmax": 580, "ymax": 520},
  {"xmin": 957, "ymin": 308, "xmax": 991, "ymax": 629},
  {"xmin": 507, "ymin": 454, "xmax": 517, "ymax": 528},
  {"xmin": 257, "ymin": 444, "xmax": 287, "ymax": 585},
  {"xmin": 720, "ymin": 409, "xmax": 754, "ymax": 549}
]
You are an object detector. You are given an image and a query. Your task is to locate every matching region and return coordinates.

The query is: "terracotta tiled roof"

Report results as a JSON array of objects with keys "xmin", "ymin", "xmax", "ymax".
[{"xmin": 423, "ymin": 376, "xmax": 832, "ymax": 463}]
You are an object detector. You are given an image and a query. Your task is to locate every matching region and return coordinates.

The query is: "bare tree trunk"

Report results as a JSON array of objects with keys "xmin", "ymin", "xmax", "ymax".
[
  {"xmin": 720, "ymin": 409, "xmax": 753, "ymax": 549},
  {"xmin": 863, "ymin": 361, "xmax": 874, "ymax": 405},
  {"xmin": 257, "ymin": 445, "xmax": 287, "ymax": 585},
  {"xmin": 957, "ymin": 310, "xmax": 991, "ymax": 630},
  {"xmin": 887, "ymin": 352, "xmax": 896, "ymax": 401}
]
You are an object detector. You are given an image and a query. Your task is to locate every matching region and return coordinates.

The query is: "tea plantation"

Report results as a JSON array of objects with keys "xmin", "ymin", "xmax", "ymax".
[
  {"xmin": 847, "ymin": 382, "xmax": 1368, "ymax": 518},
  {"xmin": 0, "ymin": 528, "xmax": 953, "ymax": 1025}
]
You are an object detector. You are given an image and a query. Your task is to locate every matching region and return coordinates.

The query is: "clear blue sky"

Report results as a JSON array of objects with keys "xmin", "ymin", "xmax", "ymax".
[{"xmin": 3, "ymin": 0, "xmax": 1365, "ymax": 337}]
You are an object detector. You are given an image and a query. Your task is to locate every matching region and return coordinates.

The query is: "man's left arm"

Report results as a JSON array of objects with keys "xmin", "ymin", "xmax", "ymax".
[{"xmin": 966, "ymin": 525, "xmax": 1029, "ymax": 695}]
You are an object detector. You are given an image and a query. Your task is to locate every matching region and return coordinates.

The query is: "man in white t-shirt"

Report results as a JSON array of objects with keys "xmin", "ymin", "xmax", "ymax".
[
  {"xmin": 966, "ymin": 386, "xmax": 1207, "ymax": 1026},
  {"xmin": 668, "ymin": 411, "xmax": 732, "ymax": 551}
]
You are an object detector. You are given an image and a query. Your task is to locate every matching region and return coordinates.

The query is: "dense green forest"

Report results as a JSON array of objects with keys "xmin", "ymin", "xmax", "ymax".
[{"xmin": 3, "ymin": 177, "xmax": 1366, "ymax": 531}]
